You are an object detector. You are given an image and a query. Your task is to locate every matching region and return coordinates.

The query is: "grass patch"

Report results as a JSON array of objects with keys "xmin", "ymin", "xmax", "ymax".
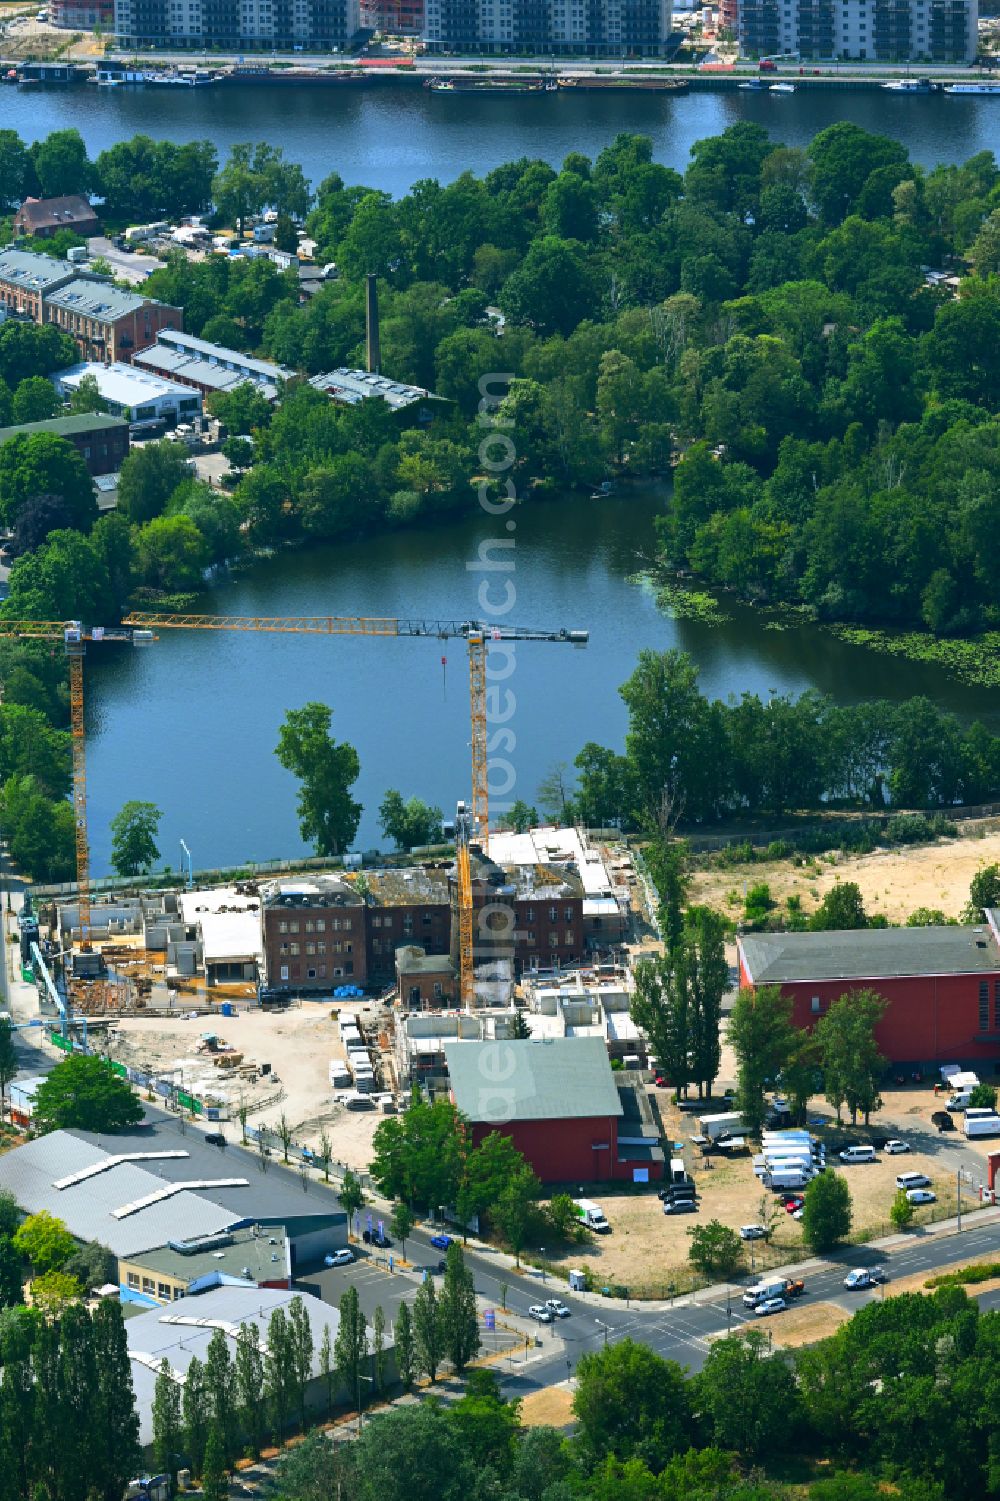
[{"xmin": 927, "ymin": 1260, "xmax": 1000, "ymax": 1288}]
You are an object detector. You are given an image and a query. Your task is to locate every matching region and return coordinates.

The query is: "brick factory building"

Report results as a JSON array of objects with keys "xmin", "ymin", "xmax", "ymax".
[
  {"xmin": 364, "ymin": 867, "xmax": 452, "ymax": 986},
  {"xmin": 0, "ymin": 412, "xmax": 129, "ymax": 477},
  {"xmin": 0, "ymin": 250, "xmax": 181, "ymax": 363},
  {"xmin": 444, "ymin": 1037, "xmax": 663, "ymax": 1184},
  {"xmin": 260, "ymin": 876, "xmax": 367, "ymax": 992},
  {"xmin": 738, "ymin": 915, "xmax": 1000, "ymax": 1067}
]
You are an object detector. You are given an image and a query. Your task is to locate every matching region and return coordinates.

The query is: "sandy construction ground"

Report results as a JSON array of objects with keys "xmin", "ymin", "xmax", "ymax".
[
  {"xmin": 689, "ymin": 822, "xmax": 1000, "ymax": 927},
  {"xmin": 110, "ymin": 1001, "xmax": 386, "ymax": 1169}
]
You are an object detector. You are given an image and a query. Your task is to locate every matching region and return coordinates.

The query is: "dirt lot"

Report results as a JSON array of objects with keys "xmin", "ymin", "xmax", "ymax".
[
  {"xmin": 688, "ymin": 822, "xmax": 1000, "ymax": 927},
  {"xmin": 540, "ymin": 1084, "xmax": 994, "ymax": 1296},
  {"xmin": 110, "ymin": 1001, "xmax": 388, "ymax": 1169}
]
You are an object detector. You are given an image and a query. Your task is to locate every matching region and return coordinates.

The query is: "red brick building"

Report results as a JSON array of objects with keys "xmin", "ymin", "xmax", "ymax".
[
  {"xmin": 44, "ymin": 278, "xmax": 182, "ymax": 364},
  {"xmin": 260, "ymin": 877, "xmax": 367, "ymax": 992},
  {"xmin": 0, "ymin": 412, "xmax": 128, "ymax": 477},
  {"xmin": 737, "ymin": 917, "xmax": 1000, "ymax": 1066},
  {"xmin": 443, "ymin": 1037, "xmax": 662, "ymax": 1184},
  {"xmin": 13, "ymin": 195, "xmax": 99, "ymax": 240}
]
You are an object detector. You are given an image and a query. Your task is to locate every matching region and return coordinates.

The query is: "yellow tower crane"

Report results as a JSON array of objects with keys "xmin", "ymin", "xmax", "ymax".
[
  {"xmin": 122, "ymin": 612, "xmax": 588, "ymax": 1004},
  {"xmin": 0, "ymin": 620, "xmax": 156, "ymax": 950}
]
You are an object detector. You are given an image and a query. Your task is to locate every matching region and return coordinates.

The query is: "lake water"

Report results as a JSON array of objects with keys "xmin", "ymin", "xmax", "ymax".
[
  {"xmin": 7, "ymin": 84, "xmax": 999, "ymax": 871},
  {"xmin": 84, "ymin": 492, "xmax": 996, "ymax": 874}
]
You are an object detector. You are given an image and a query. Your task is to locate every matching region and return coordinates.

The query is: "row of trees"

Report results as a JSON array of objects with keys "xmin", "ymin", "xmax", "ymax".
[
  {"xmin": 275, "ymin": 1297, "xmax": 986, "ymax": 1501},
  {"xmin": 0, "ymin": 127, "xmax": 307, "ymax": 231},
  {"xmin": 730, "ymin": 985, "xmax": 886, "ymax": 1135},
  {"xmin": 568, "ymin": 648, "xmax": 1000, "ymax": 829}
]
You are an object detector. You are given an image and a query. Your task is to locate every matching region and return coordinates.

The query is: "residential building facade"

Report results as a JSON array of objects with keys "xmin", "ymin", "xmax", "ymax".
[
  {"xmin": 0, "ymin": 247, "xmax": 74, "ymax": 322},
  {"xmin": 113, "ymin": 0, "xmax": 360, "ymax": 50},
  {"xmin": 423, "ymin": 0, "xmax": 673, "ymax": 52},
  {"xmin": 0, "ymin": 412, "xmax": 129, "ymax": 477},
  {"xmin": 736, "ymin": 0, "xmax": 977, "ymax": 60}
]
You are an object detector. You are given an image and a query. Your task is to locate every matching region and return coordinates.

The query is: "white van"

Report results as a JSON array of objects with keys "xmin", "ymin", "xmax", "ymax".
[
  {"xmin": 947, "ymin": 1091, "xmax": 973, "ymax": 1111},
  {"xmin": 839, "ymin": 1145, "xmax": 876, "ymax": 1164}
]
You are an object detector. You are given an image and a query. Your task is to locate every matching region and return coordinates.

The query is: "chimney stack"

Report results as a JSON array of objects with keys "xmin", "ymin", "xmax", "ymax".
[{"xmin": 365, "ymin": 273, "xmax": 380, "ymax": 375}]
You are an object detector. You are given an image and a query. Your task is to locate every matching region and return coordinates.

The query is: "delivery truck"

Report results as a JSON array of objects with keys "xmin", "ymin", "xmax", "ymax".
[
  {"xmin": 573, "ymin": 1199, "xmax": 611, "ymax": 1234},
  {"xmin": 697, "ymin": 1111, "xmax": 742, "ymax": 1140}
]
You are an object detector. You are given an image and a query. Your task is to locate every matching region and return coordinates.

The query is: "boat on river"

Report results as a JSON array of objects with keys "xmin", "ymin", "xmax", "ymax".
[
  {"xmin": 556, "ymin": 74, "xmax": 688, "ymax": 91},
  {"xmin": 769, "ymin": 82, "xmax": 795, "ymax": 93},
  {"xmin": 882, "ymin": 76, "xmax": 939, "ymax": 92},
  {"xmin": 943, "ymin": 80, "xmax": 1000, "ymax": 94},
  {"xmin": 142, "ymin": 68, "xmax": 218, "ymax": 86},
  {"xmin": 427, "ymin": 74, "xmax": 558, "ymax": 93}
]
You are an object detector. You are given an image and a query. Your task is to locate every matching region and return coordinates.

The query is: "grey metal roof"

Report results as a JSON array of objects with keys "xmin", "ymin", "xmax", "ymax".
[
  {"xmin": 0, "ymin": 1133, "xmax": 235, "ymax": 1257},
  {"xmin": 444, "ymin": 1037, "xmax": 623, "ymax": 1124},
  {"xmin": 155, "ymin": 329, "xmax": 293, "ymax": 381},
  {"xmin": 133, "ymin": 344, "xmax": 281, "ymax": 398},
  {"xmin": 45, "ymin": 277, "xmax": 165, "ymax": 322},
  {"xmin": 308, "ymin": 367, "xmax": 441, "ymax": 411},
  {"xmin": 67, "ymin": 1111, "xmax": 346, "ymax": 1227},
  {"xmin": 0, "ymin": 247, "xmax": 74, "ymax": 291},
  {"xmin": 125, "ymin": 1287, "xmax": 342, "ymax": 1444},
  {"xmin": 740, "ymin": 924, "xmax": 1000, "ymax": 985}
]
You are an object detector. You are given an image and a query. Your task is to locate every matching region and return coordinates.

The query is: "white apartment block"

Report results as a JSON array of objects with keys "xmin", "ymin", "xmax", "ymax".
[{"xmin": 738, "ymin": 0, "xmax": 977, "ymax": 61}]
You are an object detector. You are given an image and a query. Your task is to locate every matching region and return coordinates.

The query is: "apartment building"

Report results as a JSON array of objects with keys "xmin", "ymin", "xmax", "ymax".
[
  {"xmin": 113, "ymin": 0, "xmax": 360, "ymax": 50},
  {"xmin": 423, "ymin": 0, "xmax": 672, "ymax": 53},
  {"xmin": 0, "ymin": 248, "xmax": 74, "ymax": 322},
  {"xmin": 737, "ymin": 0, "xmax": 977, "ymax": 60}
]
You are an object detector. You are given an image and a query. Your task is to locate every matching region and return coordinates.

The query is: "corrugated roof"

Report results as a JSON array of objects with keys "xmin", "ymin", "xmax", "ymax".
[
  {"xmin": 444, "ymin": 1037, "xmax": 623, "ymax": 1123},
  {"xmin": 126, "ymin": 1287, "xmax": 342, "ymax": 1444},
  {"xmin": 155, "ymin": 329, "xmax": 293, "ymax": 381},
  {"xmin": 740, "ymin": 924, "xmax": 1000, "ymax": 985},
  {"xmin": 0, "ymin": 1133, "xmax": 234, "ymax": 1256}
]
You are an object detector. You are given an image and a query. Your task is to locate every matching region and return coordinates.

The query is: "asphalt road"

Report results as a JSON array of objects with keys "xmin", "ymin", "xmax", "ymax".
[{"xmin": 391, "ymin": 1213, "xmax": 1000, "ymax": 1394}]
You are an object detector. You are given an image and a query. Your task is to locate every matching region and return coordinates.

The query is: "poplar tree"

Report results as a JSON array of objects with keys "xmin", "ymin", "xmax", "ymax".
[
  {"xmin": 92, "ymin": 1298, "xmax": 140, "ymax": 1501},
  {"xmin": 182, "ymin": 1355, "xmax": 209, "ymax": 1476},
  {"xmin": 395, "ymin": 1301, "xmax": 415, "ymax": 1392},
  {"xmin": 235, "ymin": 1322, "xmax": 265, "ymax": 1458},
  {"xmin": 287, "ymin": 1295, "xmax": 314, "ymax": 1432},
  {"xmin": 413, "ymin": 1277, "xmax": 443, "ymax": 1383},
  {"xmin": 333, "ymin": 1286, "xmax": 367, "ymax": 1418},
  {"xmin": 265, "ymin": 1305, "xmax": 295, "ymax": 1441},
  {"xmin": 152, "ymin": 1358, "xmax": 182, "ymax": 1480},
  {"xmin": 439, "ymin": 1244, "xmax": 480, "ymax": 1374},
  {"xmin": 204, "ymin": 1327, "xmax": 237, "ymax": 1465},
  {"xmin": 318, "ymin": 1323, "xmax": 335, "ymax": 1413},
  {"xmin": 371, "ymin": 1305, "xmax": 387, "ymax": 1395},
  {"xmin": 201, "ymin": 1426, "xmax": 228, "ymax": 1501}
]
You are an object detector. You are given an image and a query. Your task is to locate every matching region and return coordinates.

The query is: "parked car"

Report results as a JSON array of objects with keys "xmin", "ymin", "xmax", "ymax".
[
  {"xmin": 739, "ymin": 1224, "xmax": 768, "ymax": 1241},
  {"xmin": 884, "ymin": 1139, "xmax": 910, "ymax": 1155},
  {"xmin": 654, "ymin": 1075, "xmax": 669, "ymax": 1087},
  {"xmin": 895, "ymin": 1172, "xmax": 931, "ymax": 1191},
  {"xmin": 906, "ymin": 1188, "xmax": 937, "ymax": 1205},
  {"xmin": 545, "ymin": 1299, "xmax": 571, "ymax": 1318},
  {"xmin": 429, "ymin": 1234, "xmax": 452, "ymax": 1250},
  {"xmin": 529, "ymin": 1304, "xmax": 554, "ymax": 1323},
  {"xmin": 784, "ymin": 1196, "xmax": 805, "ymax": 1214},
  {"xmin": 203, "ymin": 1131, "xmax": 225, "ymax": 1146},
  {"xmin": 363, "ymin": 1229, "xmax": 392, "ymax": 1248},
  {"xmin": 754, "ymin": 1296, "xmax": 787, "ymax": 1317},
  {"xmin": 324, "ymin": 1248, "xmax": 355, "ymax": 1267},
  {"xmin": 663, "ymin": 1198, "xmax": 697, "ymax": 1214}
]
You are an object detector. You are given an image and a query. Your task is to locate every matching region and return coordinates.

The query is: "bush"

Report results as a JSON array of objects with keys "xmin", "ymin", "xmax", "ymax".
[
  {"xmin": 801, "ymin": 1172, "xmax": 851, "ymax": 1252},
  {"xmin": 968, "ymin": 1083, "xmax": 998, "ymax": 1111},
  {"xmin": 688, "ymin": 1219, "xmax": 744, "ymax": 1279}
]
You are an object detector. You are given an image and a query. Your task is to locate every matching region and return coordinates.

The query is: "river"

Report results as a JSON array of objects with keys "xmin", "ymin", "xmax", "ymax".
[
  {"xmin": 84, "ymin": 492, "xmax": 997, "ymax": 874},
  {"xmin": 2, "ymin": 82, "xmax": 999, "ymax": 196},
  {"xmin": 8, "ymin": 85, "xmax": 1000, "ymax": 870}
]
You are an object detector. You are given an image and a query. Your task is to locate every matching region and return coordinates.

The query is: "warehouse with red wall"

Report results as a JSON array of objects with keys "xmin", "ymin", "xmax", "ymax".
[{"xmin": 738, "ymin": 920, "xmax": 1000, "ymax": 1068}]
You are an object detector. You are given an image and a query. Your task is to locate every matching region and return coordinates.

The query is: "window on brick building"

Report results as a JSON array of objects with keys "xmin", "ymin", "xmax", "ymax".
[
  {"xmin": 290, "ymin": 942, "xmax": 300, "ymax": 956},
  {"xmin": 549, "ymin": 906, "xmax": 558, "ymax": 921},
  {"xmin": 549, "ymin": 931, "xmax": 559, "ymax": 947},
  {"xmin": 564, "ymin": 907, "xmax": 574, "ymax": 922},
  {"xmin": 980, "ymin": 981, "xmax": 989, "ymax": 1031}
]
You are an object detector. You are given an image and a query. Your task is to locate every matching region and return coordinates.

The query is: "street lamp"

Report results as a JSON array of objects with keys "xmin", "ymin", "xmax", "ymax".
[
  {"xmin": 540, "ymin": 1248, "xmax": 546, "ymax": 1282},
  {"xmin": 595, "ymin": 1317, "xmax": 610, "ymax": 1347}
]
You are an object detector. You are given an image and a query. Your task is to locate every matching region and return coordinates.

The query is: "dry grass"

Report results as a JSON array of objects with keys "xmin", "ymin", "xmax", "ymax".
[
  {"xmin": 519, "ymin": 1387, "xmax": 575, "ymax": 1429},
  {"xmin": 728, "ymin": 1301, "xmax": 851, "ymax": 1349}
]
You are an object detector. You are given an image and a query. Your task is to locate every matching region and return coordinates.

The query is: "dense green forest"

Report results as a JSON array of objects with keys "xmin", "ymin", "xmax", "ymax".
[{"xmin": 5, "ymin": 122, "xmax": 1000, "ymax": 870}]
